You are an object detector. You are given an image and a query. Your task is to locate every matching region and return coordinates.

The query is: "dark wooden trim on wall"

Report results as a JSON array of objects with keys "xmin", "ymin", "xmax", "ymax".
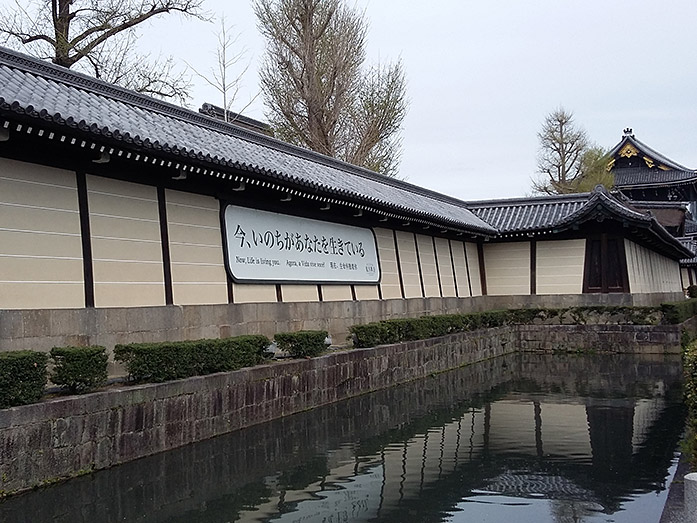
[
  {"xmin": 227, "ymin": 276, "xmax": 234, "ymax": 304},
  {"xmin": 157, "ymin": 187, "xmax": 174, "ymax": 306},
  {"xmin": 392, "ymin": 230, "xmax": 405, "ymax": 299},
  {"xmin": 448, "ymin": 240, "xmax": 459, "ymax": 298},
  {"xmin": 350, "ymin": 284, "xmax": 357, "ymax": 301},
  {"xmin": 432, "ymin": 237, "xmax": 443, "ymax": 297},
  {"xmin": 317, "ymin": 284, "xmax": 324, "ymax": 302},
  {"xmin": 75, "ymin": 171, "xmax": 95, "ymax": 308},
  {"xmin": 530, "ymin": 240, "xmax": 537, "ymax": 295},
  {"xmin": 413, "ymin": 233, "xmax": 426, "ymax": 297},
  {"xmin": 477, "ymin": 243, "xmax": 488, "ymax": 296},
  {"xmin": 275, "ymin": 284, "xmax": 283, "ymax": 302},
  {"xmin": 463, "ymin": 241, "xmax": 473, "ymax": 297},
  {"xmin": 689, "ymin": 268, "xmax": 694, "ymax": 286}
]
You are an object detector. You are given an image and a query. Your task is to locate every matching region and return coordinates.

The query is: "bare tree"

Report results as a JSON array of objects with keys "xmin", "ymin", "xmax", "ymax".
[
  {"xmin": 187, "ymin": 15, "xmax": 255, "ymax": 122},
  {"xmin": 532, "ymin": 108, "xmax": 590, "ymax": 194},
  {"xmin": 254, "ymin": 0, "xmax": 408, "ymax": 177},
  {"xmin": 0, "ymin": 0, "xmax": 207, "ymax": 103}
]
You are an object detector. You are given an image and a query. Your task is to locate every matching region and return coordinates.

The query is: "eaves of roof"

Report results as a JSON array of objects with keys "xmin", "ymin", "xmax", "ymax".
[
  {"xmin": 614, "ymin": 167, "xmax": 697, "ymax": 189},
  {"xmin": 608, "ymin": 134, "xmax": 692, "ymax": 171},
  {"xmin": 677, "ymin": 237, "xmax": 697, "ymax": 266},
  {"xmin": 0, "ymin": 46, "xmax": 496, "ymax": 237},
  {"xmin": 468, "ymin": 187, "xmax": 693, "ymax": 260}
]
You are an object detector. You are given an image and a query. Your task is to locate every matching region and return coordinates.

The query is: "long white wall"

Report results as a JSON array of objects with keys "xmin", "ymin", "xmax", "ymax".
[
  {"xmin": 0, "ymin": 158, "xmax": 84, "ymax": 308},
  {"xmin": 0, "ymin": 160, "xmax": 686, "ymax": 309},
  {"xmin": 625, "ymin": 239, "xmax": 682, "ymax": 293}
]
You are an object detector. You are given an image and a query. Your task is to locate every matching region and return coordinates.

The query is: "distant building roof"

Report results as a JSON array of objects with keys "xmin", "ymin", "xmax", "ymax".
[
  {"xmin": 198, "ymin": 103, "xmax": 272, "ymax": 136},
  {"xmin": 609, "ymin": 129, "xmax": 697, "ymax": 191},
  {"xmin": 609, "ymin": 129, "xmax": 693, "ymax": 172},
  {"xmin": 468, "ymin": 186, "xmax": 692, "ymax": 259}
]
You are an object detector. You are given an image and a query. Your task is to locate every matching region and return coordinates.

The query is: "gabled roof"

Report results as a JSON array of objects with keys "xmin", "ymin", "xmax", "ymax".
[
  {"xmin": 468, "ymin": 186, "xmax": 693, "ymax": 259},
  {"xmin": 608, "ymin": 130, "xmax": 693, "ymax": 172},
  {"xmin": 0, "ymin": 46, "xmax": 496, "ymax": 236}
]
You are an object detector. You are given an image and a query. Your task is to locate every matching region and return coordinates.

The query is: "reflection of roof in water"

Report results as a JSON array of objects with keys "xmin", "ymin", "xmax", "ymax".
[{"xmin": 483, "ymin": 471, "xmax": 597, "ymax": 501}]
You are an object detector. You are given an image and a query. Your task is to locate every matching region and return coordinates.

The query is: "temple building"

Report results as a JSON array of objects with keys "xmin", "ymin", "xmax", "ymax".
[{"xmin": 607, "ymin": 128, "xmax": 697, "ymax": 285}]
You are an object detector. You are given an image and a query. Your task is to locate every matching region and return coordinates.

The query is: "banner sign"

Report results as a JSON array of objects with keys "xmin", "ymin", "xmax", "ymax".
[{"xmin": 223, "ymin": 205, "xmax": 380, "ymax": 284}]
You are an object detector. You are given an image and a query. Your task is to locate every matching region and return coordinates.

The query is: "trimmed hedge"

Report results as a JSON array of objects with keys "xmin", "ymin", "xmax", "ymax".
[
  {"xmin": 349, "ymin": 309, "xmax": 553, "ymax": 348},
  {"xmin": 349, "ymin": 305, "xmax": 674, "ymax": 349},
  {"xmin": 50, "ymin": 345, "xmax": 108, "ymax": 394},
  {"xmin": 275, "ymin": 330, "xmax": 328, "ymax": 358},
  {"xmin": 0, "ymin": 351, "xmax": 48, "ymax": 408},
  {"xmin": 115, "ymin": 335, "xmax": 270, "ymax": 383}
]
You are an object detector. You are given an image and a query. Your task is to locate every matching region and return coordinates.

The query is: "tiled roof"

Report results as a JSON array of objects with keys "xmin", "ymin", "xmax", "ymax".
[
  {"xmin": 615, "ymin": 167, "xmax": 697, "ymax": 188},
  {"xmin": 467, "ymin": 193, "xmax": 589, "ymax": 233},
  {"xmin": 609, "ymin": 134, "xmax": 692, "ymax": 172},
  {"xmin": 0, "ymin": 47, "xmax": 692, "ymax": 260},
  {"xmin": 467, "ymin": 186, "xmax": 693, "ymax": 258},
  {"xmin": 467, "ymin": 187, "xmax": 652, "ymax": 235},
  {"xmin": 0, "ymin": 47, "xmax": 496, "ymax": 236}
]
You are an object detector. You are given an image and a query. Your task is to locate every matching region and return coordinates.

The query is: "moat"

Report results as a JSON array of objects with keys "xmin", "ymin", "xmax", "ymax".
[{"xmin": 0, "ymin": 352, "xmax": 685, "ymax": 523}]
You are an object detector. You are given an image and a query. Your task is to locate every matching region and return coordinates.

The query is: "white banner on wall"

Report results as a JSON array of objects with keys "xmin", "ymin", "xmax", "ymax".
[{"xmin": 223, "ymin": 205, "xmax": 380, "ymax": 284}]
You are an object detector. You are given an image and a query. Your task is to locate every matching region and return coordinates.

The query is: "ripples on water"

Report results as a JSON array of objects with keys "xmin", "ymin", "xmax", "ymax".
[{"xmin": 0, "ymin": 353, "xmax": 685, "ymax": 523}]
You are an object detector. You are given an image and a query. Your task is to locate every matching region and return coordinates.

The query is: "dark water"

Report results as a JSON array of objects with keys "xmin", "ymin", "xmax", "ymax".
[{"xmin": 0, "ymin": 352, "xmax": 685, "ymax": 523}]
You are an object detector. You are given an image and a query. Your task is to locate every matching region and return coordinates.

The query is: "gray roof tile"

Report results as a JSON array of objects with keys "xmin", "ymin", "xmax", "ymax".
[
  {"xmin": 614, "ymin": 167, "xmax": 697, "ymax": 188},
  {"xmin": 0, "ymin": 48, "xmax": 496, "ymax": 235}
]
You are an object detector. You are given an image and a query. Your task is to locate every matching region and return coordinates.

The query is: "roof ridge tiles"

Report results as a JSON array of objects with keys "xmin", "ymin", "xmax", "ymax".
[{"xmin": 0, "ymin": 45, "xmax": 487, "ymax": 218}]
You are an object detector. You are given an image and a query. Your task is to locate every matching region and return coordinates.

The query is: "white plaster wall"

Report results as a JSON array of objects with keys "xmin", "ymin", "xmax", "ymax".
[
  {"xmin": 395, "ymin": 231, "xmax": 422, "ymax": 298},
  {"xmin": 435, "ymin": 238, "xmax": 457, "ymax": 297},
  {"xmin": 415, "ymin": 234, "xmax": 439, "ymax": 297},
  {"xmin": 536, "ymin": 239, "xmax": 585, "ymax": 295},
  {"xmin": 166, "ymin": 189, "xmax": 228, "ymax": 305},
  {"xmin": 625, "ymin": 239, "xmax": 682, "ymax": 293},
  {"xmin": 88, "ymin": 175, "xmax": 165, "ymax": 307},
  {"xmin": 0, "ymin": 158, "xmax": 84, "ymax": 308},
  {"xmin": 484, "ymin": 242, "xmax": 531, "ymax": 296},
  {"xmin": 374, "ymin": 227, "xmax": 401, "ymax": 299},
  {"xmin": 451, "ymin": 241, "xmax": 472, "ymax": 297},
  {"xmin": 465, "ymin": 242, "xmax": 482, "ymax": 296}
]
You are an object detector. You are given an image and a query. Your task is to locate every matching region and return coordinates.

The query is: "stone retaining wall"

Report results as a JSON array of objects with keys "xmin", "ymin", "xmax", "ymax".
[
  {"xmin": 0, "ymin": 292, "xmax": 683, "ymax": 353},
  {"xmin": 0, "ymin": 317, "xmax": 691, "ymax": 496}
]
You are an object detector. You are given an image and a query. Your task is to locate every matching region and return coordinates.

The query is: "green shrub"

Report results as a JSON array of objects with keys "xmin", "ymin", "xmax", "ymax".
[
  {"xmin": 661, "ymin": 300, "xmax": 697, "ymax": 324},
  {"xmin": 50, "ymin": 346, "xmax": 108, "ymax": 394},
  {"xmin": 0, "ymin": 351, "xmax": 48, "ymax": 408},
  {"xmin": 275, "ymin": 330, "xmax": 328, "ymax": 358},
  {"xmin": 349, "ymin": 305, "xmax": 676, "ymax": 349},
  {"xmin": 688, "ymin": 285, "xmax": 697, "ymax": 299},
  {"xmin": 115, "ymin": 335, "xmax": 270, "ymax": 383},
  {"xmin": 684, "ymin": 341, "xmax": 697, "ymax": 468}
]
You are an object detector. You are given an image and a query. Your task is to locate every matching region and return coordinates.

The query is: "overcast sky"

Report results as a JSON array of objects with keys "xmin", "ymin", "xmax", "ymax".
[{"xmin": 6, "ymin": 0, "xmax": 697, "ymax": 201}]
